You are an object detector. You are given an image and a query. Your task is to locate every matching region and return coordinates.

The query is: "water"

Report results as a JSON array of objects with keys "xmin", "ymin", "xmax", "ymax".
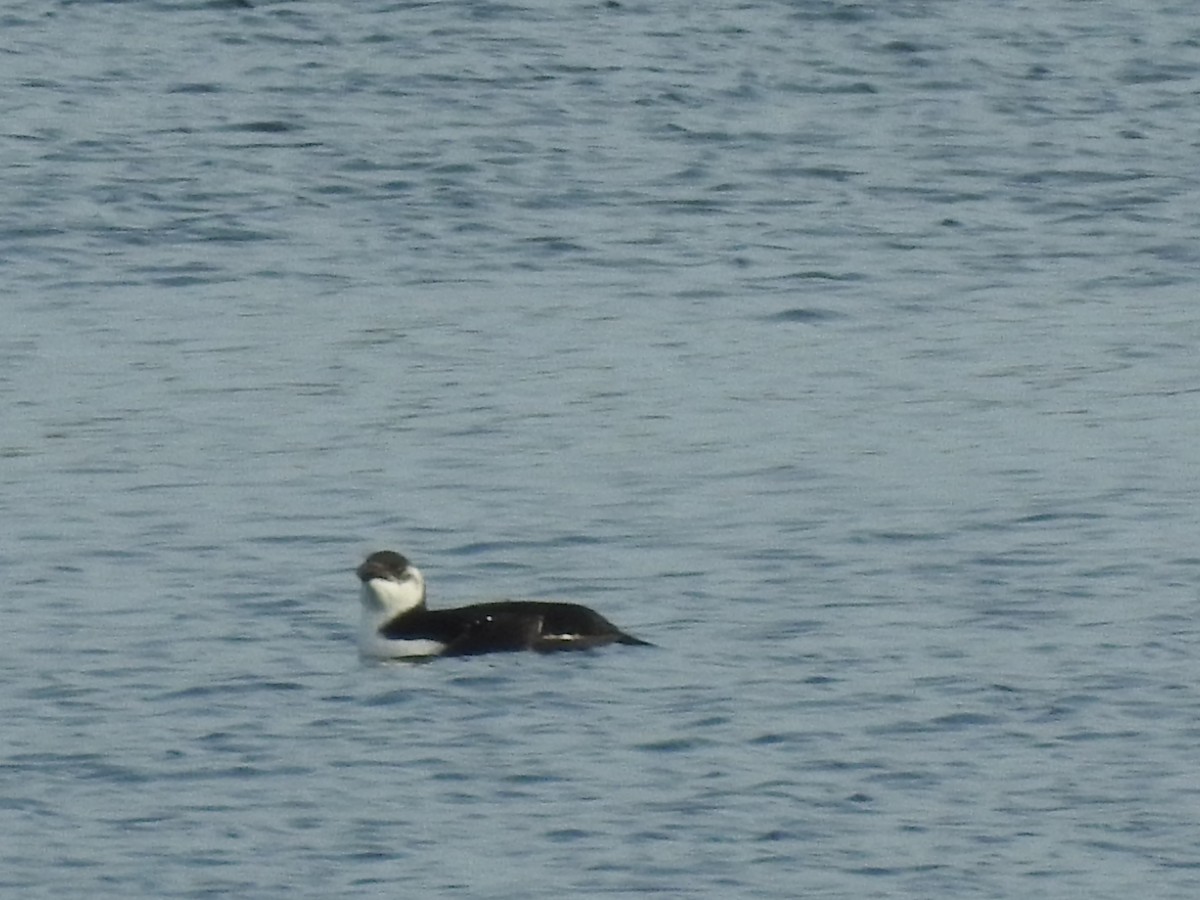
[{"xmin": 4, "ymin": 0, "xmax": 1200, "ymax": 896}]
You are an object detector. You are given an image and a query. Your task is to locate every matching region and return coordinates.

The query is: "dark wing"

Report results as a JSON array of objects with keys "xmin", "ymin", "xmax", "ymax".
[
  {"xmin": 474, "ymin": 601, "xmax": 654, "ymax": 652},
  {"xmin": 441, "ymin": 611, "xmax": 543, "ymax": 656},
  {"xmin": 378, "ymin": 609, "xmax": 465, "ymax": 644},
  {"xmin": 386, "ymin": 602, "xmax": 653, "ymax": 656}
]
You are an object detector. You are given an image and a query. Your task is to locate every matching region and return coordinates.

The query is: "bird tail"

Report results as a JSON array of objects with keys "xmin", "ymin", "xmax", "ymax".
[{"xmin": 617, "ymin": 632, "xmax": 655, "ymax": 647}]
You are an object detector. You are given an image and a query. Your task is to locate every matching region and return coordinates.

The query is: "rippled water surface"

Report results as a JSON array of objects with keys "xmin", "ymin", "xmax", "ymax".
[{"xmin": 4, "ymin": 1, "xmax": 1200, "ymax": 897}]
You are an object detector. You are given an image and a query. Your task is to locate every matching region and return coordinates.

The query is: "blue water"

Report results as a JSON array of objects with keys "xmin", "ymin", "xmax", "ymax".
[{"xmin": 4, "ymin": 1, "xmax": 1200, "ymax": 896}]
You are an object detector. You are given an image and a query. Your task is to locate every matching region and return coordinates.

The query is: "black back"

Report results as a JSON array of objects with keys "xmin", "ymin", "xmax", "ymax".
[{"xmin": 380, "ymin": 600, "xmax": 651, "ymax": 655}]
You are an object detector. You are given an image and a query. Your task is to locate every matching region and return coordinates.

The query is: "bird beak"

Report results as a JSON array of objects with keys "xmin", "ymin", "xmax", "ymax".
[{"xmin": 357, "ymin": 559, "xmax": 393, "ymax": 582}]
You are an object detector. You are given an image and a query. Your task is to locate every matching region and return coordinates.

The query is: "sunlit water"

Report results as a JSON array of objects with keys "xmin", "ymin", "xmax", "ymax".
[{"xmin": 3, "ymin": 1, "xmax": 1200, "ymax": 897}]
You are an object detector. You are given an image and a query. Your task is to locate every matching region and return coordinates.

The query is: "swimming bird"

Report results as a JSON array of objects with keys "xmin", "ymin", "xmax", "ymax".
[{"xmin": 356, "ymin": 550, "xmax": 653, "ymax": 659}]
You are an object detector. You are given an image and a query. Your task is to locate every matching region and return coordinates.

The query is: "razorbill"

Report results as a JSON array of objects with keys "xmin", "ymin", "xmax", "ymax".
[{"xmin": 356, "ymin": 550, "xmax": 652, "ymax": 659}]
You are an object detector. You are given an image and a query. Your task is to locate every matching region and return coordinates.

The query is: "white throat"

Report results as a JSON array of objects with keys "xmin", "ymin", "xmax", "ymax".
[
  {"xmin": 358, "ymin": 565, "xmax": 433, "ymax": 659},
  {"xmin": 359, "ymin": 565, "xmax": 426, "ymax": 620}
]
